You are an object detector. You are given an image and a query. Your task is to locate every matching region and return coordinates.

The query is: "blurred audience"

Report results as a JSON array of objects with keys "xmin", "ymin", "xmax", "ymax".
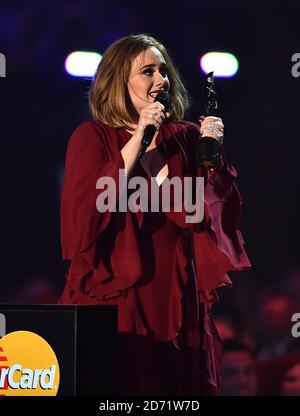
[
  {"xmin": 281, "ymin": 362, "xmax": 300, "ymax": 396},
  {"xmin": 281, "ymin": 269, "xmax": 300, "ymax": 308},
  {"xmin": 256, "ymin": 354, "xmax": 300, "ymax": 395},
  {"xmin": 255, "ymin": 292, "xmax": 298, "ymax": 360},
  {"xmin": 214, "ymin": 316, "xmax": 237, "ymax": 341},
  {"xmin": 1, "ymin": 274, "xmax": 59, "ymax": 304},
  {"xmin": 213, "ymin": 312, "xmax": 256, "ymax": 351},
  {"xmin": 219, "ymin": 339, "xmax": 258, "ymax": 396}
]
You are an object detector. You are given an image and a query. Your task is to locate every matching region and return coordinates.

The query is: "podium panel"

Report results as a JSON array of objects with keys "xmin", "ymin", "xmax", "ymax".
[{"xmin": 0, "ymin": 304, "xmax": 117, "ymax": 396}]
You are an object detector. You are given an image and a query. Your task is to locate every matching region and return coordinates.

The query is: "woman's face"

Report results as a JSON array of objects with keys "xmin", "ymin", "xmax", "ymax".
[{"xmin": 127, "ymin": 46, "xmax": 170, "ymax": 118}]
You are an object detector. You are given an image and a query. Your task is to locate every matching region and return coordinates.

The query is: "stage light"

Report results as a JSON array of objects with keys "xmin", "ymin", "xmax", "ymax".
[
  {"xmin": 65, "ymin": 51, "xmax": 102, "ymax": 77},
  {"xmin": 200, "ymin": 52, "xmax": 239, "ymax": 77}
]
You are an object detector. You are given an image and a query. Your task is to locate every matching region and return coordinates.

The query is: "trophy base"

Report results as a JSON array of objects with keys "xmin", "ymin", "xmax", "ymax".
[{"xmin": 195, "ymin": 137, "xmax": 220, "ymax": 169}]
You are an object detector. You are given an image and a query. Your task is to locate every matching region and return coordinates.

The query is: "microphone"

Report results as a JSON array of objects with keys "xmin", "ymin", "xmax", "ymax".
[{"xmin": 137, "ymin": 91, "xmax": 170, "ymax": 159}]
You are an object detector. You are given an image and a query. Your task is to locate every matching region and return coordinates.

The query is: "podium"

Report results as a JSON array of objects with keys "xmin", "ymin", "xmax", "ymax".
[{"xmin": 0, "ymin": 304, "xmax": 117, "ymax": 396}]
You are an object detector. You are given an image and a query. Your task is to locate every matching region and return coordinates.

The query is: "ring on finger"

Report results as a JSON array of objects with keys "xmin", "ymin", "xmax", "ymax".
[
  {"xmin": 209, "ymin": 121, "xmax": 220, "ymax": 129},
  {"xmin": 152, "ymin": 112, "xmax": 157, "ymax": 119},
  {"xmin": 201, "ymin": 126, "xmax": 224, "ymax": 138}
]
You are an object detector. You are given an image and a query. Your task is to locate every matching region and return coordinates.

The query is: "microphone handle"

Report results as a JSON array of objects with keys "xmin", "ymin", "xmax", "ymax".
[
  {"xmin": 137, "ymin": 91, "xmax": 170, "ymax": 159},
  {"xmin": 137, "ymin": 125, "xmax": 157, "ymax": 159}
]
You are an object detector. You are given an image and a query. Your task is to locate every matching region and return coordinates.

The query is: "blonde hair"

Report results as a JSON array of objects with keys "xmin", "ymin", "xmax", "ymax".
[{"xmin": 89, "ymin": 34, "xmax": 190, "ymax": 129}]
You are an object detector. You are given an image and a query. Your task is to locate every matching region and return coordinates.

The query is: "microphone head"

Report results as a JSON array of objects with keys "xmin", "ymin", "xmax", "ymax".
[{"xmin": 154, "ymin": 91, "xmax": 171, "ymax": 111}]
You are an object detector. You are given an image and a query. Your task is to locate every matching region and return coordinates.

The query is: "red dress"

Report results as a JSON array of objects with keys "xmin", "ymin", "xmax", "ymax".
[{"xmin": 58, "ymin": 120, "xmax": 251, "ymax": 395}]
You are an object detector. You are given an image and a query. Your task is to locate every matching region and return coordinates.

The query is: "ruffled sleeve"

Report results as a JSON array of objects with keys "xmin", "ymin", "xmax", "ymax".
[
  {"xmin": 60, "ymin": 122, "xmax": 145, "ymax": 303},
  {"xmin": 163, "ymin": 121, "xmax": 251, "ymax": 302},
  {"xmin": 61, "ymin": 121, "xmax": 125, "ymax": 259},
  {"xmin": 185, "ymin": 122, "xmax": 251, "ymax": 301}
]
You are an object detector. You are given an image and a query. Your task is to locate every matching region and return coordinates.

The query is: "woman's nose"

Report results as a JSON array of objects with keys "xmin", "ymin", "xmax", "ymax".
[{"xmin": 154, "ymin": 71, "xmax": 169, "ymax": 88}]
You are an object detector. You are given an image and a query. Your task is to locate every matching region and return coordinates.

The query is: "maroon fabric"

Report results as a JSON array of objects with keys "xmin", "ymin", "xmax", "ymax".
[{"xmin": 58, "ymin": 120, "xmax": 251, "ymax": 395}]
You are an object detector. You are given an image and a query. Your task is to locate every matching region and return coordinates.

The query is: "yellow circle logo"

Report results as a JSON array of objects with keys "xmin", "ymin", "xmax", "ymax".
[{"xmin": 0, "ymin": 331, "xmax": 60, "ymax": 396}]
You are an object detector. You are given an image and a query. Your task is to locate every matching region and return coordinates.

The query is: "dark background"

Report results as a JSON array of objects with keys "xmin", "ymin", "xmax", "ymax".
[{"xmin": 0, "ymin": 0, "xmax": 299, "ymax": 303}]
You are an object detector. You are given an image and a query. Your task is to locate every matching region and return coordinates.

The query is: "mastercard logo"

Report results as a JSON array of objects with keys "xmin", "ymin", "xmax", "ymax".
[{"xmin": 0, "ymin": 331, "xmax": 60, "ymax": 396}]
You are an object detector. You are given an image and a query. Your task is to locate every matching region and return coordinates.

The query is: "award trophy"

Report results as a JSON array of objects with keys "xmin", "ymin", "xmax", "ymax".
[{"xmin": 195, "ymin": 71, "xmax": 221, "ymax": 169}]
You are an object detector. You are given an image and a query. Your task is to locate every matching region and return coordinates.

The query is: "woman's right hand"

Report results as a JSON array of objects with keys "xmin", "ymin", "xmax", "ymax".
[
  {"xmin": 122, "ymin": 103, "xmax": 170, "ymax": 173},
  {"xmin": 135, "ymin": 102, "xmax": 170, "ymax": 139}
]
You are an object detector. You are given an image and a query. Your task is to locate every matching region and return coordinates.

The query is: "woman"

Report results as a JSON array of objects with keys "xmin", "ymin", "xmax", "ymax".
[{"xmin": 58, "ymin": 34, "xmax": 251, "ymax": 395}]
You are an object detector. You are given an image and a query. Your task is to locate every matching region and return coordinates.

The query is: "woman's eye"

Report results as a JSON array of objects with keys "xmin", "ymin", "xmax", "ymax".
[
  {"xmin": 143, "ymin": 69, "xmax": 153, "ymax": 76},
  {"xmin": 142, "ymin": 68, "xmax": 168, "ymax": 77}
]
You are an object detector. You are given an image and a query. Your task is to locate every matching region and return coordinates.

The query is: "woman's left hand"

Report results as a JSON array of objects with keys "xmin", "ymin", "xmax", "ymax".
[{"xmin": 199, "ymin": 115, "xmax": 224, "ymax": 143}]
